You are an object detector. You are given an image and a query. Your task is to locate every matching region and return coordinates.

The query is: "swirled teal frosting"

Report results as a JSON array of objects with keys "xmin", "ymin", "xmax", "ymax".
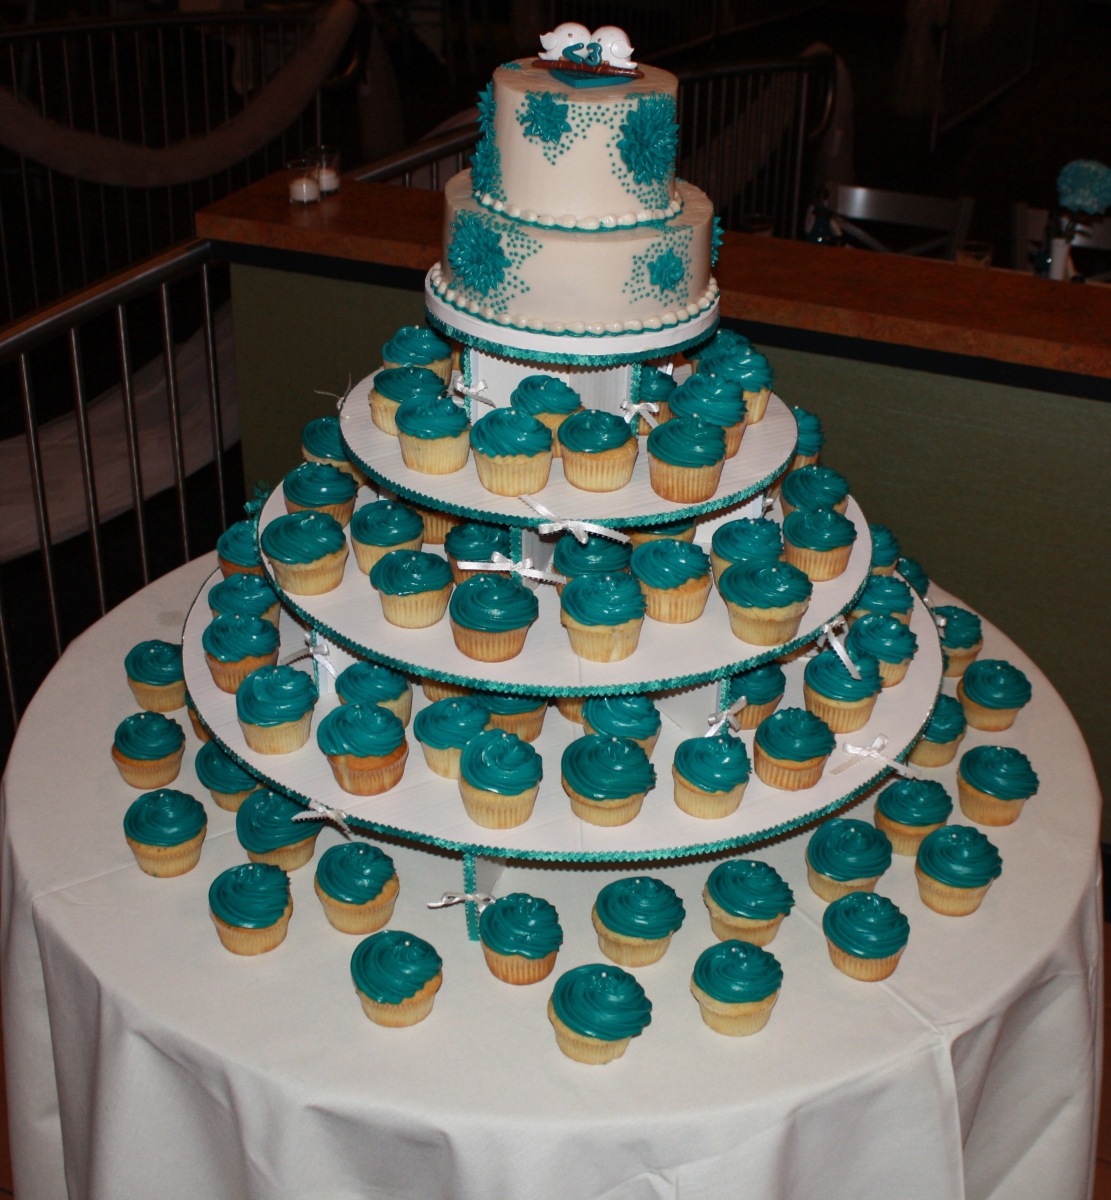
[
  {"xmin": 235, "ymin": 665, "xmax": 317, "ymax": 727},
  {"xmin": 561, "ymin": 735, "xmax": 655, "ymax": 800},
  {"xmin": 395, "ymin": 394, "xmax": 470, "ymax": 440},
  {"xmin": 856, "ymin": 574, "xmax": 913, "ymax": 618},
  {"xmin": 711, "ymin": 518, "xmax": 783, "ymax": 566},
  {"xmin": 413, "ymin": 695, "xmax": 491, "ymax": 749},
  {"xmin": 444, "ymin": 522, "xmax": 512, "ymax": 563},
  {"xmin": 195, "ymin": 740, "xmax": 259, "ymax": 795},
  {"xmin": 316, "ymin": 702, "xmax": 405, "ymax": 758},
  {"xmin": 583, "ymin": 694, "xmax": 660, "ymax": 741},
  {"xmin": 675, "ymin": 733, "xmax": 750, "ymax": 791},
  {"xmin": 693, "ymin": 940, "xmax": 782, "ymax": 1003},
  {"xmin": 125, "ymin": 639, "xmax": 184, "ymax": 685},
  {"xmin": 283, "ymin": 462, "xmax": 357, "ymax": 508},
  {"xmin": 630, "ymin": 538, "xmax": 709, "ymax": 590},
  {"xmin": 755, "ymin": 707, "xmax": 835, "ymax": 762},
  {"xmin": 470, "ymin": 407, "xmax": 552, "ymax": 458},
  {"xmin": 718, "ymin": 561, "xmax": 812, "ymax": 608},
  {"xmin": 558, "ymin": 408, "xmax": 634, "ymax": 453},
  {"xmin": 315, "ymin": 842, "xmax": 396, "ymax": 905},
  {"xmin": 510, "ymin": 375, "xmax": 582, "ymax": 416},
  {"xmin": 781, "ymin": 467, "xmax": 850, "ymax": 514},
  {"xmin": 638, "ymin": 368, "xmax": 677, "ymax": 402},
  {"xmin": 350, "ymin": 501, "xmax": 424, "ymax": 547},
  {"xmin": 804, "ymin": 647, "xmax": 882, "ymax": 701},
  {"xmin": 114, "ymin": 711, "xmax": 184, "ymax": 760},
  {"xmin": 123, "ymin": 788, "xmax": 206, "ymax": 847},
  {"xmin": 669, "ymin": 373, "xmax": 746, "ymax": 428},
  {"xmin": 382, "ymin": 325, "xmax": 450, "ymax": 366},
  {"xmin": 483, "ymin": 692, "xmax": 545, "ymax": 716},
  {"xmin": 646, "ymin": 415, "xmax": 726, "ymax": 467},
  {"xmin": 876, "ymin": 778, "xmax": 953, "ymax": 827},
  {"xmin": 921, "ymin": 694, "xmax": 967, "ymax": 744},
  {"xmin": 236, "ymin": 787, "xmax": 315, "ymax": 852},
  {"xmin": 962, "ymin": 659, "xmax": 1032, "ymax": 710},
  {"xmin": 208, "ymin": 574, "xmax": 278, "ymax": 621},
  {"xmin": 351, "ymin": 930, "xmax": 442, "ymax": 1003},
  {"xmin": 209, "ymin": 863, "xmax": 289, "ymax": 929},
  {"xmin": 336, "ymin": 661, "xmax": 409, "ymax": 706},
  {"xmin": 449, "ymin": 573, "xmax": 538, "ymax": 632},
  {"xmin": 560, "ymin": 572, "xmax": 646, "ymax": 626},
  {"xmin": 697, "ymin": 329, "xmax": 750, "ymax": 366},
  {"xmin": 869, "ymin": 524, "xmax": 900, "ymax": 568},
  {"xmin": 934, "ymin": 606, "xmax": 982, "ymax": 649},
  {"xmin": 731, "ymin": 662, "xmax": 786, "ymax": 704},
  {"xmin": 706, "ymin": 859, "xmax": 794, "ymax": 919},
  {"xmin": 960, "ymin": 745, "xmax": 1039, "ymax": 801},
  {"xmin": 552, "ymin": 533, "xmax": 631, "ymax": 577},
  {"xmin": 823, "ymin": 891, "xmax": 909, "ymax": 959},
  {"xmin": 595, "ymin": 876, "xmax": 685, "ymax": 940},
  {"xmin": 302, "ymin": 414, "xmax": 346, "ymax": 461},
  {"xmin": 898, "ymin": 557, "xmax": 930, "ymax": 596},
  {"xmin": 917, "ymin": 825, "xmax": 1002, "ymax": 888},
  {"xmin": 373, "ymin": 366, "xmax": 446, "ymax": 404},
  {"xmin": 808, "ymin": 818, "xmax": 892, "ymax": 882},
  {"xmin": 783, "ymin": 507, "xmax": 857, "ymax": 551},
  {"xmin": 792, "ymin": 407, "xmax": 824, "ymax": 456},
  {"xmin": 217, "ymin": 519, "xmax": 261, "ymax": 568},
  {"xmin": 460, "ymin": 729, "xmax": 543, "ymax": 794},
  {"xmin": 480, "ymin": 893, "xmax": 563, "ymax": 958},
  {"xmin": 551, "ymin": 963, "xmax": 652, "ymax": 1040},
  {"xmin": 697, "ymin": 343, "xmax": 761, "ymax": 380},
  {"xmin": 640, "ymin": 518, "xmax": 695, "ymax": 537},
  {"xmin": 201, "ymin": 613, "xmax": 279, "ymax": 663},
  {"xmin": 370, "ymin": 550, "xmax": 453, "ymax": 596},
  {"xmin": 261, "ymin": 511, "xmax": 346, "ymax": 564},
  {"xmin": 708, "ymin": 350, "xmax": 774, "ymax": 391},
  {"xmin": 846, "ymin": 613, "xmax": 918, "ymax": 665}
]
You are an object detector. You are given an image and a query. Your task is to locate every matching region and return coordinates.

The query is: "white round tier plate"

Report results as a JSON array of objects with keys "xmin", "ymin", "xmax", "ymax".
[
  {"xmin": 256, "ymin": 487, "xmax": 873, "ymax": 693},
  {"xmin": 184, "ymin": 571, "xmax": 941, "ymax": 862},
  {"xmin": 425, "ymin": 268, "xmax": 720, "ymax": 364},
  {"xmin": 339, "ymin": 380, "xmax": 798, "ymax": 528}
]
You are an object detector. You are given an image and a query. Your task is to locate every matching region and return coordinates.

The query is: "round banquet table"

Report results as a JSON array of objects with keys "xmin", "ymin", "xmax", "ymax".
[{"xmin": 0, "ymin": 554, "xmax": 1102, "ymax": 1200}]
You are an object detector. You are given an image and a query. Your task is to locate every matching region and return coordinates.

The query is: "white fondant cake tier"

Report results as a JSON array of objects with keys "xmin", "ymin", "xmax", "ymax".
[
  {"xmin": 435, "ymin": 173, "xmax": 715, "ymax": 339},
  {"xmin": 478, "ymin": 60, "xmax": 681, "ymax": 228}
]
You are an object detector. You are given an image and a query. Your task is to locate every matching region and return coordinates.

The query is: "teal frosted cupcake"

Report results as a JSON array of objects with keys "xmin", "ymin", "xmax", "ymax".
[
  {"xmin": 510, "ymin": 375, "xmax": 582, "ymax": 455},
  {"xmin": 195, "ymin": 740, "xmax": 260, "ymax": 811},
  {"xmin": 448, "ymin": 572, "xmax": 538, "ymax": 662},
  {"xmin": 314, "ymin": 842, "xmax": 398, "ymax": 934},
  {"xmin": 635, "ymin": 366, "xmax": 677, "ymax": 427},
  {"xmin": 752, "ymin": 706, "xmax": 835, "ymax": 790},
  {"xmin": 283, "ymin": 461, "xmax": 358, "ymax": 526},
  {"xmin": 558, "ymin": 408, "xmax": 638, "ymax": 492},
  {"xmin": 703, "ymin": 346, "xmax": 774, "ymax": 422},
  {"xmin": 669, "ymin": 373, "xmax": 747, "ymax": 457},
  {"xmin": 559, "ymin": 571, "xmax": 646, "ymax": 662},
  {"xmin": 470, "ymin": 407, "xmax": 553, "ymax": 496},
  {"xmin": 552, "ymin": 532, "xmax": 632, "ymax": 591},
  {"xmin": 351, "ymin": 929, "xmax": 443, "ymax": 1026},
  {"xmin": 235, "ymin": 664, "xmax": 318, "ymax": 753},
  {"xmin": 395, "ymin": 393, "xmax": 471, "ymax": 475},
  {"xmin": 547, "ymin": 962, "xmax": 652, "ymax": 1064},
  {"xmin": 672, "ymin": 732, "xmax": 751, "ymax": 818},
  {"xmin": 718, "ymin": 560, "xmax": 812, "ymax": 646},
  {"xmin": 703, "ymin": 859, "xmax": 794, "ymax": 945},
  {"xmin": 898, "ymin": 556, "xmax": 930, "ymax": 597},
  {"xmin": 202, "ymin": 613, "xmax": 280, "ymax": 693},
  {"xmin": 459, "ymin": 728, "xmax": 543, "ymax": 828},
  {"xmin": 806, "ymin": 818, "xmax": 892, "ymax": 902},
  {"xmin": 691, "ymin": 940, "xmax": 783, "ymax": 1036},
  {"xmin": 561, "ymin": 734, "xmax": 656, "ymax": 826},
  {"xmin": 216, "ymin": 517, "xmax": 263, "ymax": 578},
  {"xmin": 444, "ymin": 521, "xmax": 513, "ymax": 584},
  {"xmin": 237, "ymin": 787, "xmax": 320, "ymax": 871},
  {"xmin": 916, "ymin": 825, "xmax": 1002, "ymax": 916},
  {"xmin": 483, "ymin": 692, "xmax": 548, "ymax": 742},
  {"xmin": 874, "ymin": 778, "xmax": 953, "ymax": 855},
  {"xmin": 709, "ymin": 516, "xmax": 783, "ymax": 584},
  {"xmin": 112, "ymin": 711, "xmax": 186, "ymax": 788},
  {"xmin": 381, "ymin": 325, "xmax": 451, "ymax": 380},
  {"xmin": 592, "ymin": 876, "xmax": 685, "ymax": 966},
  {"xmin": 350, "ymin": 500, "xmax": 424, "ymax": 575},
  {"xmin": 583, "ymin": 694, "xmax": 661, "ymax": 756},
  {"xmin": 728, "ymin": 661, "xmax": 787, "ymax": 728},
  {"xmin": 693, "ymin": 328, "xmax": 750, "ymax": 371},
  {"xmin": 908, "ymin": 694, "xmax": 967, "ymax": 768},
  {"xmin": 933, "ymin": 604, "xmax": 983, "ymax": 677},
  {"xmin": 823, "ymin": 891, "xmax": 909, "ymax": 981},
  {"xmin": 209, "ymin": 862, "xmax": 292, "ymax": 955},
  {"xmin": 782, "ymin": 507, "xmax": 857, "ymax": 582},
  {"xmin": 646, "ymin": 415, "xmax": 726, "ymax": 503},
  {"xmin": 850, "ymin": 574, "xmax": 914, "ymax": 625},
  {"xmin": 336, "ymin": 660, "xmax": 412, "ymax": 724},
  {"xmin": 802, "ymin": 645, "xmax": 883, "ymax": 733},
  {"xmin": 413, "ymin": 695, "xmax": 491, "ymax": 778},
  {"xmin": 261, "ymin": 510, "xmax": 349, "ymax": 596},
  {"xmin": 370, "ymin": 365, "xmax": 446, "ymax": 436},
  {"xmin": 208, "ymin": 573, "xmax": 279, "ymax": 627},
  {"xmin": 630, "ymin": 537, "xmax": 712, "ymax": 623},
  {"xmin": 957, "ymin": 745, "xmax": 1038, "ymax": 826},
  {"xmin": 846, "ymin": 612, "xmax": 918, "ymax": 687},
  {"xmin": 626, "ymin": 517, "xmax": 695, "ymax": 546},
  {"xmin": 780, "ymin": 466, "xmax": 850, "ymax": 517},
  {"xmin": 479, "ymin": 893, "xmax": 563, "ymax": 984},
  {"xmin": 317, "ymin": 702, "xmax": 408, "ymax": 796},
  {"xmin": 125, "ymin": 638, "xmax": 185, "ymax": 712},
  {"xmin": 869, "ymin": 523, "xmax": 900, "ymax": 575},
  {"xmin": 370, "ymin": 549, "xmax": 453, "ymax": 628},
  {"xmin": 123, "ymin": 788, "xmax": 207, "ymax": 877},
  {"xmin": 302, "ymin": 413, "xmax": 364, "ymax": 484},
  {"xmin": 958, "ymin": 658, "xmax": 1032, "ymax": 732}
]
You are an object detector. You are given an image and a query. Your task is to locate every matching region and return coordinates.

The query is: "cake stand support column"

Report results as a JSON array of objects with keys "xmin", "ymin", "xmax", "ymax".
[{"xmin": 461, "ymin": 852, "xmax": 506, "ymax": 941}]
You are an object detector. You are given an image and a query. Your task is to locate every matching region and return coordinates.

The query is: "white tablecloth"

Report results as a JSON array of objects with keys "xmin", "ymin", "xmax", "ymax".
[{"xmin": 1, "ymin": 555, "xmax": 1102, "ymax": 1200}]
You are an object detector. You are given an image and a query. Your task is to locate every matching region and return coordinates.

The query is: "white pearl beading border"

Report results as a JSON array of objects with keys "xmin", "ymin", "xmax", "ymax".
[
  {"xmin": 475, "ymin": 190, "xmax": 684, "ymax": 230},
  {"xmin": 429, "ymin": 263, "xmax": 719, "ymax": 336}
]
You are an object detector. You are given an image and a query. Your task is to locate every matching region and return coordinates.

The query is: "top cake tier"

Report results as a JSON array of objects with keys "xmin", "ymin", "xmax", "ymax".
[{"xmin": 474, "ymin": 60, "xmax": 682, "ymax": 230}]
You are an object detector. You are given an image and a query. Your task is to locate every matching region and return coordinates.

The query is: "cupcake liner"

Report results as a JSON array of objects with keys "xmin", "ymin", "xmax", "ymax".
[
  {"xmin": 725, "ymin": 599, "xmax": 808, "ymax": 647},
  {"xmin": 369, "ymin": 389, "xmax": 401, "ymax": 436},
  {"xmin": 350, "ymin": 690, "xmax": 412, "ymax": 727},
  {"xmin": 488, "ymin": 706, "xmax": 547, "ymax": 743},
  {"xmin": 315, "ymin": 874, "xmax": 399, "ymax": 934},
  {"xmin": 782, "ymin": 540, "xmax": 853, "ymax": 583},
  {"xmin": 239, "ymin": 711, "xmax": 313, "ymax": 754},
  {"xmin": 640, "ymin": 574, "xmax": 712, "ymax": 624},
  {"xmin": 126, "ymin": 828, "xmax": 206, "ymax": 878},
  {"xmin": 957, "ymin": 775, "xmax": 1026, "ymax": 826},
  {"xmin": 780, "ymin": 496, "xmax": 849, "ymax": 519},
  {"xmin": 805, "ymin": 861, "xmax": 879, "ymax": 903},
  {"xmin": 208, "ymin": 785, "xmax": 259, "ymax": 813},
  {"xmin": 591, "ymin": 905, "xmax": 673, "ymax": 966},
  {"xmin": 302, "ymin": 449, "xmax": 366, "ymax": 486},
  {"xmin": 752, "ymin": 745, "xmax": 827, "ymax": 791},
  {"xmin": 722, "ymin": 422, "xmax": 745, "ymax": 460},
  {"xmin": 218, "ymin": 558, "xmax": 265, "ymax": 579},
  {"xmin": 357, "ymin": 974, "xmax": 442, "ymax": 1026},
  {"xmin": 563, "ymin": 780, "xmax": 645, "ymax": 827},
  {"xmin": 111, "ymin": 744, "xmax": 185, "ymax": 789},
  {"xmin": 849, "ymin": 606, "xmax": 911, "ymax": 627},
  {"xmin": 422, "ymin": 678, "xmax": 471, "ymax": 702},
  {"xmin": 413, "ymin": 507, "xmax": 463, "ymax": 544},
  {"xmin": 458, "ymin": 779, "xmax": 538, "ymax": 828},
  {"xmin": 943, "ymin": 641, "xmax": 983, "ymax": 678},
  {"xmin": 481, "ymin": 944, "xmax": 558, "ymax": 984},
  {"xmin": 907, "ymin": 735, "xmax": 962, "ymax": 768},
  {"xmin": 672, "ymin": 766, "xmax": 746, "ymax": 818},
  {"xmin": 802, "ymin": 684, "xmax": 878, "ymax": 734},
  {"xmin": 702, "ymin": 890, "xmax": 786, "ymax": 946},
  {"xmin": 269, "ymin": 546, "xmax": 349, "ymax": 596},
  {"xmin": 628, "ymin": 524, "xmax": 694, "ymax": 546},
  {"xmin": 473, "ymin": 450, "xmax": 553, "ymax": 497},
  {"xmin": 873, "ymin": 811, "xmax": 944, "ymax": 856},
  {"xmin": 352, "ymin": 536, "xmax": 423, "ymax": 575},
  {"xmin": 533, "ymin": 410, "xmax": 573, "ymax": 458},
  {"xmin": 187, "ymin": 705, "xmax": 210, "ymax": 742},
  {"xmin": 691, "ymin": 981, "xmax": 778, "ymax": 1036},
  {"xmin": 561, "ymin": 613, "xmax": 643, "ymax": 663},
  {"xmin": 211, "ymin": 901, "xmax": 292, "ymax": 956},
  {"xmin": 326, "ymin": 741, "xmax": 409, "ymax": 796},
  {"xmin": 205, "ymin": 649, "xmax": 281, "ymax": 695},
  {"xmin": 876, "ymin": 657, "xmax": 911, "ymax": 688},
  {"xmin": 735, "ymin": 696, "xmax": 783, "ymax": 729},
  {"xmin": 450, "ymin": 620, "xmax": 531, "ymax": 663},
  {"xmin": 555, "ymin": 695, "xmax": 585, "ymax": 724},
  {"xmin": 284, "ymin": 497, "xmax": 356, "ymax": 527},
  {"xmin": 379, "ymin": 585, "xmax": 452, "ymax": 629},
  {"xmin": 871, "ymin": 563, "xmax": 897, "ymax": 577},
  {"xmin": 826, "ymin": 939, "xmax": 903, "ymax": 981},
  {"xmin": 127, "ymin": 677, "xmax": 187, "ymax": 713},
  {"xmin": 419, "ymin": 741, "xmax": 465, "ymax": 779},
  {"xmin": 561, "ymin": 440, "xmax": 638, "ymax": 493},
  {"xmin": 956, "ymin": 680, "xmax": 1021, "ymax": 731},
  {"xmin": 648, "ymin": 455, "xmax": 724, "ymax": 503},
  {"xmin": 914, "ymin": 866, "xmax": 992, "ymax": 916},
  {"xmin": 398, "ymin": 432, "xmax": 471, "ymax": 475},
  {"xmin": 742, "ymin": 387, "xmax": 771, "ymax": 423},
  {"xmin": 548, "ymin": 1001, "xmax": 631, "ymax": 1064},
  {"xmin": 246, "ymin": 834, "xmax": 319, "ymax": 872},
  {"xmin": 382, "ymin": 355, "xmax": 451, "ymax": 383}
]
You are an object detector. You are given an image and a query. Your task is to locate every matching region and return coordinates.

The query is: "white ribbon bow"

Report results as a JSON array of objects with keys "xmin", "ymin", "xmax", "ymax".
[
  {"xmin": 818, "ymin": 617, "xmax": 861, "ymax": 680},
  {"xmin": 428, "ymin": 891, "xmax": 496, "ymax": 911},
  {"xmin": 706, "ymin": 695, "xmax": 748, "ymax": 737},
  {"xmin": 620, "ymin": 398, "xmax": 659, "ymax": 428},
  {"xmin": 282, "ymin": 631, "xmax": 337, "ymax": 677},
  {"xmin": 454, "ymin": 550, "xmax": 567, "ymax": 585},
  {"xmin": 453, "ymin": 376, "xmax": 494, "ymax": 407},
  {"xmin": 315, "ymin": 373, "xmax": 354, "ymax": 412},
  {"xmin": 292, "ymin": 798, "xmax": 353, "ymax": 838},
  {"xmin": 830, "ymin": 734, "xmax": 923, "ymax": 779},
  {"xmin": 518, "ymin": 495, "xmax": 631, "ymax": 546}
]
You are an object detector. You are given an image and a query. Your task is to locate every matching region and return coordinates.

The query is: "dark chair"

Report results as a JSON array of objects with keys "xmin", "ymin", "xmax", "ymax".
[
  {"xmin": 829, "ymin": 185, "xmax": 974, "ymax": 259},
  {"xmin": 1010, "ymin": 202, "xmax": 1111, "ymax": 276}
]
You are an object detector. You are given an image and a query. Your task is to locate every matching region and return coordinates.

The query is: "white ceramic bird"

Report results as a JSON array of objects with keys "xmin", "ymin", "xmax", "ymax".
[
  {"xmin": 590, "ymin": 25, "xmax": 636, "ymax": 70},
  {"xmin": 538, "ymin": 22, "xmax": 593, "ymax": 61}
]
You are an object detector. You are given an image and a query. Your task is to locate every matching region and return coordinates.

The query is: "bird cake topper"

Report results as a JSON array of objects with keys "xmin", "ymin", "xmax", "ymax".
[{"xmin": 534, "ymin": 23, "xmax": 641, "ymax": 86}]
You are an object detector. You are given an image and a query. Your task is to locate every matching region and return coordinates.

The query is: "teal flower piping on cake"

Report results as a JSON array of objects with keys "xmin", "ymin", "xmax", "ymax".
[
  {"xmin": 351, "ymin": 930, "xmax": 442, "ymax": 1004},
  {"xmin": 711, "ymin": 216, "xmax": 724, "ymax": 267},
  {"xmin": 694, "ymin": 940, "xmax": 782, "ymax": 1004},
  {"xmin": 595, "ymin": 877, "xmax": 685, "ymax": 941},
  {"xmin": 480, "ymin": 893, "xmax": 563, "ymax": 959},
  {"xmin": 470, "ymin": 82, "xmax": 503, "ymax": 200},
  {"xmin": 477, "ymin": 81, "xmax": 496, "ymax": 135},
  {"xmin": 647, "ymin": 249, "xmax": 685, "ymax": 294},
  {"xmin": 916, "ymin": 825, "xmax": 1002, "ymax": 889},
  {"xmin": 518, "ymin": 91, "xmax": 572, "ymax": 144},
  {"xmin": 617, "ymin": 93, "xmax": 678, "ymax": 186},
  {"xmin": 823, "ymin": 892, "xmax": 909, "ymax": 959},
  {"xmin": 705, "ymin": 859, "xmax": 794, "ymax": 920},
  {"xmin": 448, "ymin": 213, "xmax": 512, "ymax": 296},
  {"xmin": 316, "ymin": 842, "xmax": 395, "ymax": 906},
  {"xmin": 551, "ymin": 963, "xmax": 652, "ymax": 1041},
  {"xmin": 807, "ymin": 818, "xmax": 892, "ymax": 882}
]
